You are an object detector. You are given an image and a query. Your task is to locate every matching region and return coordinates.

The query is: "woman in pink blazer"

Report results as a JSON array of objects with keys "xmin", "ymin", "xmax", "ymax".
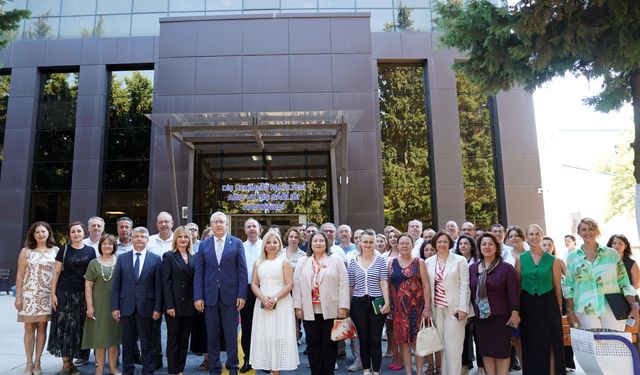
[{"xmin": 293, "ymin": 231, "xmax": 350, "ymax": 375}]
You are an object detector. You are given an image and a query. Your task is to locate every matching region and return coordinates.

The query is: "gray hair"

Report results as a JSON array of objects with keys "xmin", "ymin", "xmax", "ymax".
[
  {"xmin": 210, "ymin": 211, "xmax": 227, "ymax": 223},
  {"xmin": 132, "ymin": 226, "xmax": 149, "ymax": 238},
  {"xmin": 88, "ymin": 216, "xmax": 105, "ymax": 226}
]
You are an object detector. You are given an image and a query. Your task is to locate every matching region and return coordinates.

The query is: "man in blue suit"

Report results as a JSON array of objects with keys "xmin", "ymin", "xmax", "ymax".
[
  {"xmin": 112, "ymin": 226, "xmax": 162, "ymax": 375},
  {"xmin": 194, "ymin": 211, "xmax": 248, "ymax": 375}
]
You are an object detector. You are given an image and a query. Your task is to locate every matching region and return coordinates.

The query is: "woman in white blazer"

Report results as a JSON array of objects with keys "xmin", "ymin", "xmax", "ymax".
[
  {"xmin": 293, "ymin": 231, "xmax": 350, "ymax": 375},
  {"xmin": 425, "ymin": 230, "xmax": 471, "ymax": 375}
]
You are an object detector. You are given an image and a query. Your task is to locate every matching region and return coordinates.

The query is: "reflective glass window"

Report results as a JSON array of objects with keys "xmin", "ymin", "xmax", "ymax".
[
  {"xmin": 356, "ymin": 0, "xmax": 391, "ymax": 7},
  {"xmin": 280, "ymin": 9, "xmax": 318, "ymax": 13},
  {"xmin": 398, "ymin": 0, "xmax": 430, "ymax": 6},
  {"xmin": 101, "ymin": 70, "xmax": 154, "ymax": 228},
  {"xmin": 243, "ymin": 0, "xmax": 279, "ymax": 10},
  {"xmin": 169, "ymin": 0, "xmax": 205, "ymax": 12},
  {"xmin": 402, "ymin": 8, "xmax": 431, "ymax": 31},
  {"xmin": 168, "ymin": 11, "xmax": 206, "ymax": 17},
  {"xmin": 378, "ymin": 64, "xmax": 433, "ymax": 229},
  {"xmin": 133, "ymin": 0, "xmax": 168, "ymax": 12},
  {"xmin": 131, "ymin": 13, "xmax": 164, "ymax": 36},
  {"xmin": 61, "ymin": 0, "xmax": 96, "ymax": 16},
  {"xmin": 27, "ymin": 0, "xmax": 61, "ymax": 17},
  {"xmin": 360, "ymin": 8, "xmax": 393, "ymax": 31},
  {"xmin": 0, "ymin": 75, "xmax": 10, "ymax": 178},
  {"xmin": 281, "ymin": 0, "xmax": 318, "ymax": 8},
  {"xmin": 99, "ymin": 14, "xmax": 131, "ymax": 36},
  {"xmin": 30, "ymin": 72, "xmax": 79, "ymax": 232},
  {"xmin": 24, "ymin": 16, "xmax": 59, "ymax": 39},
  {"xmin": 206, "ymin": 0, "xmax": 242, "ymax": 11},
  {"xmin": 4, "ymin": 0, "xmax": 27, "ymax": 10},
  {"xmin": 96, "ymin": 0, "xmax": 132, "ymax": 14},
  {"xmin": 456, "ymin": 73, "xmax": 500, "ymax": 228},
  {"xmin": 319, "ymin": 0, "xmax": 355, "ymax": 7},
  {"xmin": 59, "ymin": 16, "xmax": 96, "ymax": 38}
]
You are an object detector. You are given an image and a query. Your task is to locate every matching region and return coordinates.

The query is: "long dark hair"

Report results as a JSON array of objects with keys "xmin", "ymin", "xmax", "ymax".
[
  {"xmin": 454, "ymin": 234, "xmax": 478, "ymax": 261},
  {"xmin": 306, "ymin": 231, "xmax": 332, "ymax": 257},
  {"xmin": 607, "ymin": 234, "xmax": 632, "ymax": 259},
  {"xmin": 24, "ymin": 221, "xmax": 56, "ymax": 249},
  {"xmin": 476, "ymin": 233, "xmax": 503, "ymax": 262}
]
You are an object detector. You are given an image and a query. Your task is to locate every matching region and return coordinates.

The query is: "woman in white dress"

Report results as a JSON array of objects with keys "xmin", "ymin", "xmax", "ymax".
[{"xmin": 249, "ymin": 231, "xmax": 299, "ymax": 374}]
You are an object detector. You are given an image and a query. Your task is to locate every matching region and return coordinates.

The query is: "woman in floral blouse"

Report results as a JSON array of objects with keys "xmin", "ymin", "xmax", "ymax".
[{"xmin": 563, "ymin": 218, "xmax": 639, "ymax": 330}]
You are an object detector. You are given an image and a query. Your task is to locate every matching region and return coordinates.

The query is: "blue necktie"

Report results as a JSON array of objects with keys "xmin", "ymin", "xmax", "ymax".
[{"xmin": 134, "ymin": 252, "xmax": 141, "ymax": 279}]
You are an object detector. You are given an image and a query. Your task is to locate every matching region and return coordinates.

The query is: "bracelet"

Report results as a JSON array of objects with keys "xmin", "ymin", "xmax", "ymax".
[{"xmin": 631, "ymin": 302, "xmax": 640, "ymax": 310}]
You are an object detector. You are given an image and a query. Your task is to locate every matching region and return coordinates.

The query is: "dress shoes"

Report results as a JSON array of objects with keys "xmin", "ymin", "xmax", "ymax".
[{"xmin": 239, "ymin": 363, "xmax": 252, "ymax": 373}]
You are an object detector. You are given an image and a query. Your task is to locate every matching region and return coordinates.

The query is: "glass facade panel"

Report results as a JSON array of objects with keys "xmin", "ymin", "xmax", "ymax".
[
  {"xmin": 101, "ymin": 70, "xmax": 153, "ymax": 227},
  {"xmin": 206, "ymin": 0, "xmax": 243, "ymax": 11},
  {"xmin": 133, "ymin": 0, "xmax": 168, "ymax": 13},
  {"xmin": 4, "ymin": 0, "xmax": 27, "ymax": 11},
  {"xmin": 27, "ymin": 0, "xmax": 61, "ymax": 17},
  {"xmin": 61, "ymin": 0, "xmax": 96, "ymax": 16},
  {"xmin": 243, "ymin": 0, "xmax": 279, "ymax": 10},
  {"xmin": 99, "ymin": 14, "xmax": 131, "ymax": 36},
  {"xmin": 168, "ymin": 11, "xmax": 206, "ymax": 17},
  {"xmin": 59, "ymin": 16, "xmax": 96, "ymax": 38},
  {"xmin": 318, "ymin": 0, "xmax": 355, "ymax": 7},
  {"xmin": 356, "ymin": 0, "xmax": 392, "ymax": 7},
  {"xmin": 378, "ymin": 64, "xmax": 432, "ymax": 229},
  {"xmin": 397, "ymin": 0, "xmax": 429, "ymax": 6},
  {"xmin": 403, "ymin": 8, "xmax": 431, "ymax": 31},
  {"xmin": 24, "ymin": 16, "xmax": 59, "ymax": 39},
  {"xmin": 362, "ymin": 8, "xmax": 393, "ymax": 32},
  {"xmin": 169, "ymin": 0, "xmax": 205, "ymax": 12},
  {"xmin": 281, "ymin": 0, "xmax": 318, "ymax": 9},
  {"xmin": 96, "ymin": 0, "xmax": 132, "ymax": 14},
  {"xmin": 131, "ymin": 13, "xmax": 164, "ymax": 36},
  {"xmin": 0, "ymin": 75, "xmax": 10, "ymax": 178},
  {"xmin": 456, "ymin": 73, "xmax": 500, "ymax": 229},
  {"xmin": 30, "ymin": 72, "xmax": 79, "ymax": 233}
]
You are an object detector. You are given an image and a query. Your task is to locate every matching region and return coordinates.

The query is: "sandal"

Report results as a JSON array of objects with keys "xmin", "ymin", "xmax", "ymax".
[
  {"xmin": 198, "ymin": 359, "xmax": 209, "ymax": 371},
  {"xmin": 23, "ymin": 363, "xmax": 33, "ymax": 375},
  {"xmin": 33, "ymin": 362, "xmax": 41, "ymax": 375}
]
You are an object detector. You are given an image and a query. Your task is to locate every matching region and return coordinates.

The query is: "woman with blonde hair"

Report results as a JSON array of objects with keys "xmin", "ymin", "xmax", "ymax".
[
  {"xmin": 162, "ymin": 226, "xmax": 196, "ymax": 375},
  {"xmin": 15, "ymin": 222, "xmax": 58, "ymax": 375},
  {"xmin": 249, "ymin": 231, "xmax": 299, "ymax": 373}
]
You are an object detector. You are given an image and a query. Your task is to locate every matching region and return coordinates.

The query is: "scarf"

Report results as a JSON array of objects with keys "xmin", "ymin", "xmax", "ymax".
[{"xmin": 476, "ymin": 258, "xmax": 500, "ymax": 319}]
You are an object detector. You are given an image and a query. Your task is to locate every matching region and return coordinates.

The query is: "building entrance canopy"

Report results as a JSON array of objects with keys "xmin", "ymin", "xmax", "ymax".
[{"xmin": 145, "ymin": 110, "xmax": 363, "ymax": 152}]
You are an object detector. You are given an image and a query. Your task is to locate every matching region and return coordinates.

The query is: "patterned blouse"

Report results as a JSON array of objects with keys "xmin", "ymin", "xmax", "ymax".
[{"xmin": 562, "ymin": 244, "xmax": 637, "ymax": 316}]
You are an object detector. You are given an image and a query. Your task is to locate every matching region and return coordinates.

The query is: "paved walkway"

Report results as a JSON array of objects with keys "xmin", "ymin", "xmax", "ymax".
[{"xmin": 1, "ymin": 294, "xmax": 589, "ymax": 375}]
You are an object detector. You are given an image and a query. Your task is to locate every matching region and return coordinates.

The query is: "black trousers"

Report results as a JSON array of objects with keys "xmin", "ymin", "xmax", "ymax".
[
  {"xmin": 350, "ymin": 296, "xmax": 386, "ymax": 372},
  {"xmin": 304, "ymin": 314, "xmax": 338, "ymax": 375},
  {"xmin": 166, "ymin": 314, "xmax": 194, "ymax": 374},
  {"xmin": 151, "ymin": 317, "xmax": 162, "ymax": 364},
  {"xmin": 121, "ymin": 312, "xmax": 154, "ymax": 375},
  {"xmin": 240, "ymin": 286, "xmax": 256, "ymax": 363}
]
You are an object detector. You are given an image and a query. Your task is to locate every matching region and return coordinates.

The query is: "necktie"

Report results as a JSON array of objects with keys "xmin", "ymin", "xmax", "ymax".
[
  {"xmin": 134, "ymin": 252, "xmax": 141, "ymax": 279},
  {"xmin": 216, "ymin": 238, "xmax": 223, "ymax": 264}
]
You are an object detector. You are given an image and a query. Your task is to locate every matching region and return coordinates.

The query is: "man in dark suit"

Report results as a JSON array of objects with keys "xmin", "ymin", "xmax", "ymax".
[
  {"xmin": 112, "ymin": 226, "xmax": 162, "ymax": 375},
  {"xmin": 194, "ymin": 211, "xmax": 248, "ymax": 375}
]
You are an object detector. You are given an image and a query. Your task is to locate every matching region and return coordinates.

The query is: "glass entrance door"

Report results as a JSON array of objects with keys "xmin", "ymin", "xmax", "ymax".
[{"xmin": 194, "ymin": 150, "xmax": 333, "ymax": 235}]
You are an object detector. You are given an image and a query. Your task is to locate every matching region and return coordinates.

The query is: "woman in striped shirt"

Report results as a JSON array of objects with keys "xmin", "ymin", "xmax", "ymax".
[
  {"xmin": 425, "ymin": 231, "xmax": 471, "ymax": 375},
  {"xmin": 348, "ymin": 229, "xmax": 390, "ymax": 375}
]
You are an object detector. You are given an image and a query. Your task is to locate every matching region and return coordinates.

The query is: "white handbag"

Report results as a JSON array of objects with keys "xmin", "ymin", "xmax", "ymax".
[{"xmin": 415, "ymin": 317, "xmax": 444, "ymax": 356}]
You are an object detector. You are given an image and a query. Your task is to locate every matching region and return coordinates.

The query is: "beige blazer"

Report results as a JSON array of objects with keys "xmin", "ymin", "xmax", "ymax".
[
  {"xmin": 426, "ymin": 251, "xmax": 473, "ymax": 317},
  {"xmin": 293, "ymin": 253, "xmax": 350, "ymax": 321}
]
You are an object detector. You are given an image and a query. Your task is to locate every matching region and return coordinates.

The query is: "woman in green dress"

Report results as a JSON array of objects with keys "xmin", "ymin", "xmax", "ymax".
[{"xmin": 82, "ymin": 234, "xmax": 121, "ymax": 375}]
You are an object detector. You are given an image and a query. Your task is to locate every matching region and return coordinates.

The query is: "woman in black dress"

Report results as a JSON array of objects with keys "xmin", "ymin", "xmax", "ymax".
[{"xmin": 48, "ymin": 222, "xmax": 96, "ymax": 375}]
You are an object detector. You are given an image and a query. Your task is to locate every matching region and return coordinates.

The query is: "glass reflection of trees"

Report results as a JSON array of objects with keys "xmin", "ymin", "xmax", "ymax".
[
  {"xmin": 378, "ymin": 64, "xmax": 432, "ymax": 230},
  {"xmin": 30, "ymin": 72, "xmax": 79, "ymax": 242},
  {"xmin": 0, "ymin": 74, "xmax": 10, "ymax": 177},
  {"xmin": 101, "ymin": 71, "xmax": 153, "ymax": 231},
  {"xmin": 456, "ymin": 73, "xmax": 499, "ymax": 229}
]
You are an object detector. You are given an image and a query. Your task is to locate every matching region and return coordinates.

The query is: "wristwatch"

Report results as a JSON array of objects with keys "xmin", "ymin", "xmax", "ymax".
[{"xmin": 274, "ymin": 296, "xmax": 278, "ymax": 303}]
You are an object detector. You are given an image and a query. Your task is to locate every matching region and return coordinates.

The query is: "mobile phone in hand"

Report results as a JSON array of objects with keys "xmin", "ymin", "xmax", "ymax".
[{"xmin": 626, "ymin": 318, "xmax": 636, "ymax": 327}]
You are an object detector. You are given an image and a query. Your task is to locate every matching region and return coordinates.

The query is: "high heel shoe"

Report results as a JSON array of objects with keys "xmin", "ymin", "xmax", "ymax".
[
  {"xmin": 32, "ymin": 361, "xmax": 41, "ymax": 375},
  {"xmin": 23, "ymin": 363, "xmax": 33, "ymax": 375}
]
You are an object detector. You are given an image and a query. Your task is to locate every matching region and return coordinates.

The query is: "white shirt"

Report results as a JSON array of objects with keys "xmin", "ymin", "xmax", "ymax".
[
  {"xmin": 214, "ymin": 235, "xmax": 227, "ymax": 263},
  {"xmin": 412, "ymin": 237, "xmax": 424, "ymax": 258},
  {"xmin": 132, "ymin": 249, "xmax": 147, "ymax": 277},
  {"xmin": 331, "ymin": 245, "xmax": 346, "ymax": 261},
  {"xmin": 148, "ymin": 233, "xmax": 174, "ymax": 257},
  {"xmin": 116, "ymin": 239, "xmax": 133, "ymax": 256},
  {"xmin": 243, "ymin": 239, "xmax": 262, "ymax": 284},
  {"xmin": 83, "ymin": 237, "xmax": 101, "ymax": 257}
]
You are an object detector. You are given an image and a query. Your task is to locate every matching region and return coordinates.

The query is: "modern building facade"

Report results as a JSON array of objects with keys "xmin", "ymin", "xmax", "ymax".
[{"xmin": 0, "ymin": 0, "xmax": 543, "ymax": 273}]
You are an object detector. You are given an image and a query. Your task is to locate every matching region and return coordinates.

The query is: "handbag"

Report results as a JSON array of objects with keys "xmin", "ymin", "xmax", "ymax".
[
  {"xmin": 330, "ymin": 317, "xmax": 357, "ymax": 341},
  {"xmin": 605, "ymin": 293, "xmax": 631, "ymax": 320},
  {"xmin": 415, "ymin": 317, "xmax": 444, "ymax": 356}
]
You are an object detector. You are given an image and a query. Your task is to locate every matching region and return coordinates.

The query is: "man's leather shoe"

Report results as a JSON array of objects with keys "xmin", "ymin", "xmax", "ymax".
[
  {"xmin": 239, "ymin": 363, "xmax": 252, "ymax": 373},
  {"xmin": 154, "ymin": 359, "xmax": 163, "ymax": 371}
]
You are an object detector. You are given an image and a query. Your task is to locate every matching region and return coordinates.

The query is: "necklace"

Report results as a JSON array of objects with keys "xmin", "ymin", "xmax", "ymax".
[{"xmin": 100, "ymin": 258, "xmax": 115, "ymax": 282}]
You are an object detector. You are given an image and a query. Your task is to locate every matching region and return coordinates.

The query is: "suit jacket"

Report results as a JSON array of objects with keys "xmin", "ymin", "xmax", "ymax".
[
  {"xmin": 293, "ymin": 254, "xmax": 350, "ymax": 321},
  {"xmin": 426, "ymin": 251, "xmax": 473, "ymax": 317},
  {"xmin": 162, "ymin": 251, "xmax": 196, "ymax": 316},
  {"xmin": 193, "ymin": 235, "xmax": 248, "ymax": 306},
  {"xmin": 112, "ymin": 249, "xmax": 162, "ymax": 317}
]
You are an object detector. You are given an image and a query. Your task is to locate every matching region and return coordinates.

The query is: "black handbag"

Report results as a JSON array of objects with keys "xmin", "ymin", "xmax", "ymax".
[{"xmin": 605, "ymin": 293, "xmax": 631, "ymax": 320}]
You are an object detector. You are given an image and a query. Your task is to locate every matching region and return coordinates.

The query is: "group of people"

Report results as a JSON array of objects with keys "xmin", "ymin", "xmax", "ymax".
[{"xmin": 13, "ymin": 212, "xmax": 640, "ymax": 375}]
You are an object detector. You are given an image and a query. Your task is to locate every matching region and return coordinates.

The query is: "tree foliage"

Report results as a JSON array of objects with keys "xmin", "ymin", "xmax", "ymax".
[
  {"xmin": 435, "ymin": 0, "xmax": 640, "ymax": 185},
  {"xmin": 0, "ymin": 0, "xmax": 30, "ymax": 46},
  {"xmin": 597, "ymin": 130, "xmax": 635, "ymax": 221},
  {"xmin": 383, "ymin": 2, "xmax": 414, "ymax": 32}
]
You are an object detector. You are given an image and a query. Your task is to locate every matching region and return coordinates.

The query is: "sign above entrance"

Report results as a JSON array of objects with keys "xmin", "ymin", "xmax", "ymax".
[{"xmin": 223, "ymin": 182, "xmax": 306, "ymax": 212}]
